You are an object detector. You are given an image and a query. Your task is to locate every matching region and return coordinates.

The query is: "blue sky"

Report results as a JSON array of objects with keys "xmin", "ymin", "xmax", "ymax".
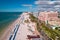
[{"xmin": 0, "ymin": 0, "xmax": 60, "ymax": 12}]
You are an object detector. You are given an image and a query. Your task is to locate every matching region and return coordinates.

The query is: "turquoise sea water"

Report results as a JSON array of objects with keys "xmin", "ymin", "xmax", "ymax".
[{"xmin": 0, "ymin": 12, "xmax": 22, "ymax": 32}]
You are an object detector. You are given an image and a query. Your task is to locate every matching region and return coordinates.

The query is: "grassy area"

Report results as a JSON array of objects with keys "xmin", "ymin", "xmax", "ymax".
[
  {"xmin": 54, "ymin": 29, "xmax": 60, "ymax": 36},
  {"xmin": 37, "ymin": 21, "xmax": 60, "ymax": 40},
  {"xmin": 29, "ymin": 13, "xmax": 38, "ymax": 22},
  {"xmin": 24, "ymin": 19, "xmax": 30, "ymax": 23},
  {"xmin": 29, "ymin": 13, "xmax": 41, "ymax": 31},
  {"xmin": 40, "ymin": 23, "xmax": 60, "ymax": 40}
]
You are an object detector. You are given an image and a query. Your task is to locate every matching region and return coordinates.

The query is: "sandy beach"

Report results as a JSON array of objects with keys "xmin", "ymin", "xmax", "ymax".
[
  {"xmin": 0, "ymin": 16, "xmax": 20, "ymax": 40},
  {"xmin": 0, "ymin": 13, "xmax": 40, "ymax": 40}
]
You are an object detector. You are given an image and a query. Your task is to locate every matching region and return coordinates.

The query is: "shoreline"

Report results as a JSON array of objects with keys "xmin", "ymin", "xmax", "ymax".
[
  {"xmin": 0, "ymin": 16, "xmax": 21, "ymax": 40},
  {"xmin": 0, "ymin": 19, "xmax": 16, "ymax": 35},
  {"xmin": 0, "ymin": 17, "xmax": 19, "ymax": 33}
]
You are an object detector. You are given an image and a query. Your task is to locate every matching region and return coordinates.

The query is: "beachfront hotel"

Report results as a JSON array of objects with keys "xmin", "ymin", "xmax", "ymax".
[
  {"xmin": 38, "ymin": 11, "xmax": 60, "ymax": 29},
  {"xmin": 38, "ymin": 11, "xmax": 58, "ymax": 21}
]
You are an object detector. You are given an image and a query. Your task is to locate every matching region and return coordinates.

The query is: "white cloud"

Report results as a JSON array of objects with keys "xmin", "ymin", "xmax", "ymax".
[
  {"xmin": 34, "ymin": 0, "xmax": 60, "ymax": 5},
  {"xmin": 22, "ymin": 4, "xmax": 32, "ymax": 6},
  {"xmin": 34, "ymin": 0, "xmax": 60, "ymax": 11},
  {"xmin": 34, "ymin": 1, "xmax": 56, "ymax": 5},
  {"xmin": 54, "ymin": 5, "xmax": 60, "ymax": 7},
  {"xmin": 48, "ymin": 1, "xmax": 56, "ymax": 4},
  {"xmin": 35, "ymin": 1, "xmax": 48, "ymax": 4},
  {"xmin": 21, "ymin": 0, "xmax": 60, "ymax": 12}
]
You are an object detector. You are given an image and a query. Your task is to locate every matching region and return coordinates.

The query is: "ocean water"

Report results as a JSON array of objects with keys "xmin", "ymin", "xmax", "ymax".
[{"xmin": 0, "ymin": 12, "xmax": 22, "ymax": 32}]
